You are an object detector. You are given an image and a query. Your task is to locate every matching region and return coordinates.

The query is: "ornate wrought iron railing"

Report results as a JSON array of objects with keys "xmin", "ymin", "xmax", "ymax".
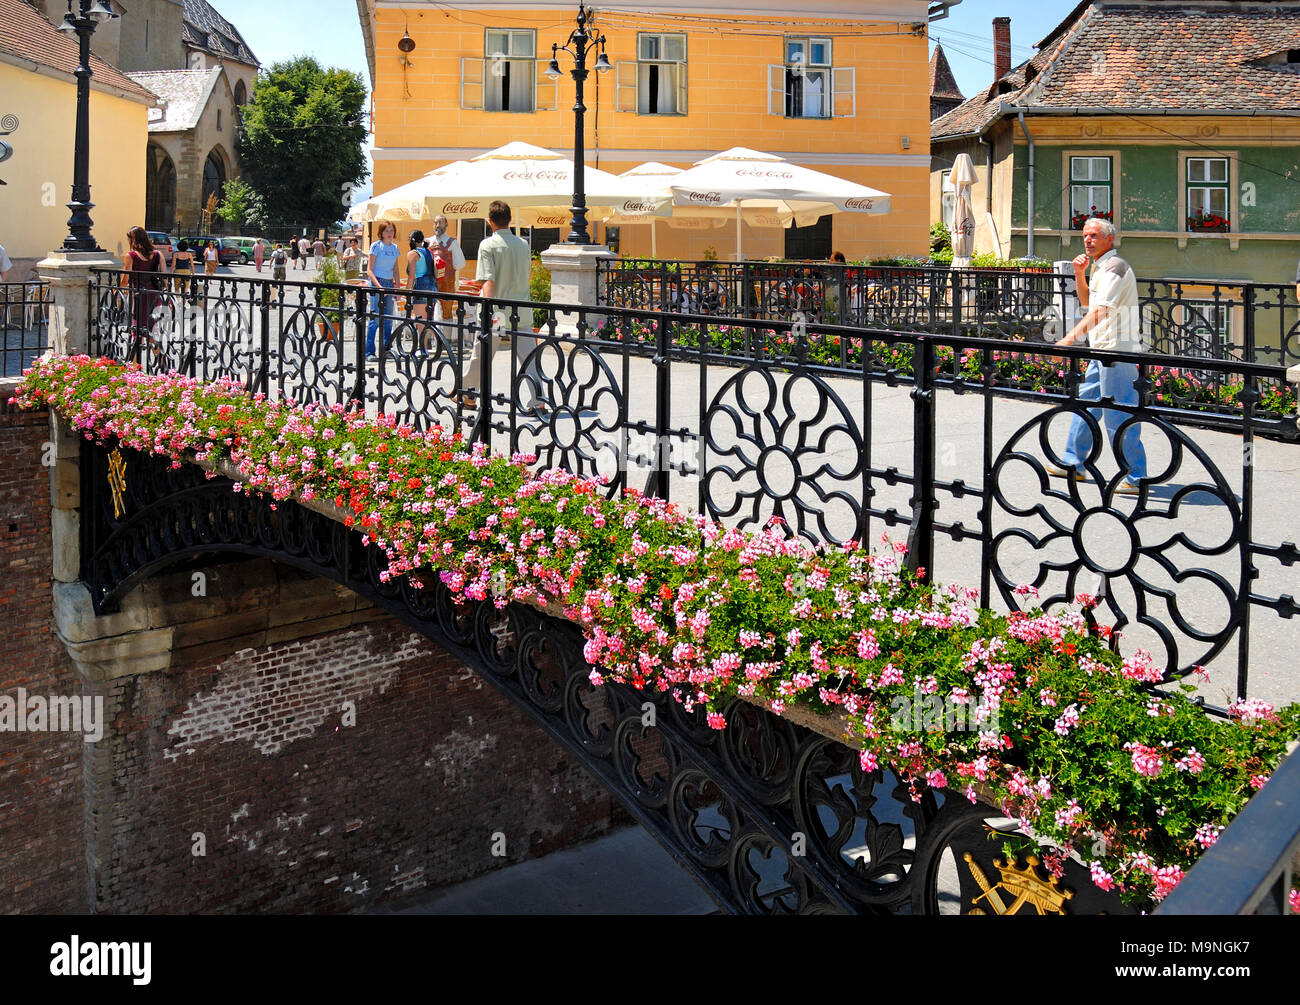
[
  {"xmin": 87, "ymin": 267, "xmax": 1299, "ymax": 707},
  {"xmin": 1, "ymin": 279, "xmax": 49, "ymax": 377},
  {"xmin": 596, "ymin": 258, "xmax": 1300, "ymax": 376}
]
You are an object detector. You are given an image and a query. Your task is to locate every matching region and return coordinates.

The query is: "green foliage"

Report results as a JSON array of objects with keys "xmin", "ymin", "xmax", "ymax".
[
  {"xmin": 930, "ymin": 220, "xmax": 952, "ymax": 255},
  {"xmin": 529, "ymin": 255, "xmax": 550, "ymax": 329},
  {"xmin": 702, "ymin": 245, "xmax": 719, "ymax": 261},
  {"xmin": 236, "ymin": 56, "xmax": 368, "ymax": 232},
  {"xmin": 313, "ymin": 254, "xmax": 346, "ymax": 326},
  {"xmin": 214, "ymin": 178, "xmax": 267, "ymax": 231}
]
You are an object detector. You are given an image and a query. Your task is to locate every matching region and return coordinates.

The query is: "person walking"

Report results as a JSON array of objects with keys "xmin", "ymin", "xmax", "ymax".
[
  {"xmin": 341, "ymin": 238, "xmax": 361, "ymax": 280},
  {"xmin": 253, "ymin": 238, "xmax": 265, "ymax": 273},
  {"xmin": 365, "ymin": 221, "xmax": 400, "ymax": 357},
  {"xmin": 0, "ymin": 241, "xmax": 11, "ymax": 281},
  {"xmin": 312, "ymin": 236, "xmax": 326, "ymax": 269},
  {"xmin": 467, "ymin": 200, "xmax": 544, "ymax": 415},
  {"xmin": 269, "ymin": 243, "xmax": 288, "ymax": 302},
  {"xmin": 427, "ymin": 215, "xmax": 466, "ymax": 321},
  {"xmin": 202, "ymin": 241, "xmax": 218, "ymax": 277},
  {"xmin": 298, "ymin": 235, "xmax": 311, "ymax": 270},
  {"xmin": 1050, "ymin": 217, "xmax": 1147, "ymax": 494},
  {"xmin": 171, "ymin": 239, "xmax": 195, "ymax": 300}
]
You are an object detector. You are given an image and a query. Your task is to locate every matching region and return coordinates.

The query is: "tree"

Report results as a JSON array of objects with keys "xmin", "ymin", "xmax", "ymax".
[
  {"xmin": 214, "ymin": 178, "xmax": 267, "ymax": 231},
  {"xmin": 236, "ymin": 57, "xmax": 368, "ymax": 232}
]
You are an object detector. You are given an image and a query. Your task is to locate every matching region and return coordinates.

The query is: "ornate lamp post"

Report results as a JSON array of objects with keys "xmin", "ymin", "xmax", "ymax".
[
  {"xmin": 544, "ymin": 3, "xmax": 611, "ymax": 245},
  {"xmin": 56, "ymin": 0, "xmax": 122, "ymax": 252}
]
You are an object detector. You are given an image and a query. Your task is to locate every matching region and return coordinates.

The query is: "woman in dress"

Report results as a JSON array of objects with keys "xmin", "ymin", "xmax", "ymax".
[
  {"xmin": 253, "ymin": 238, "xmax": 265, "ymax": 273},
  {"xmin": 122, "ymin": 225, "xmax": 167, "ymax": 351},
  {"xmin": 203, "ymin": 241, "xmax": 218, "ymax": 277}
]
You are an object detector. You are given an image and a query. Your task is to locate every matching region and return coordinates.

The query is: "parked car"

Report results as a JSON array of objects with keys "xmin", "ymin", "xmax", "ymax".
[
  {"xmin": 182, "ymin": 237, "xmax": 244, "ymax": 266},
  {"xmin": 146, "ymin": 231, "xmax": 175, "ymax": 268},
  {"xmin": 223, "ymin": 237, "xmax": 259, "ymax": 264}
]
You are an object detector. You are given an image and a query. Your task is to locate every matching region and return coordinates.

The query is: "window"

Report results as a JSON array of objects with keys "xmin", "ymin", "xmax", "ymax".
[
  {"xmin": 1186, "ymin": 157, "xmax": 1229, "ymax": 231},
  {"xmin": 460, "ymin": 219, "xmax": 487, "ymax": 261},
  {"xmin": 521, "ymin": 227, "xmax": 560, "ymax": 253},
  {"xmin": 1181, "ymin": 300, "xmax": 1233, "ymax": 351},
  {"xmin": 462, "ymin": 30, "xmax": 555, "ymax": 113},
  {"xmin": 1070, "ymin": 156, "xmax": 1112, "ymax": 229},
  {"xmin": 784, "ymin": 214, "xmax": 832, "ymax": 260},
  {"xmin": 768, "ymin": 43, "xmax": 854, "ymax": 118},
  {"xmin": 784, "ymin": 37, "xmax": 831, "ymax": 118},
  {"xmin": 615, "ymin": 33, "xmax": 687, "ymax": 115}
]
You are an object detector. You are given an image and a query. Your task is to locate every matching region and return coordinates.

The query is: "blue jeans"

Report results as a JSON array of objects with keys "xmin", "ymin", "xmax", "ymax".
[
  {"xmin": 1061, "ymin": 359, "xmax": 1148, "ymax": 481},
  {"xmin": 365, "ymin": 276, "xmax": 395, "ymax": 355}
]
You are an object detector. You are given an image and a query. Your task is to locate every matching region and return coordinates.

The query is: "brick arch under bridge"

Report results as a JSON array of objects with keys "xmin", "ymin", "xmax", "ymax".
[{"xmin": 41, "ymin": 428, "xmax": 1133, "ymax": 914}]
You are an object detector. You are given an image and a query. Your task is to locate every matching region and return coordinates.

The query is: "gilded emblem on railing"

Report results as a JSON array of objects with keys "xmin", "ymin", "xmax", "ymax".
[
  {"xmin": 107, "ymin": 449, "xmax": 127, "ymax": 519},
  {"xmin": 963, "ymin": 853, "xmax": 1074, "ymax": 915}
]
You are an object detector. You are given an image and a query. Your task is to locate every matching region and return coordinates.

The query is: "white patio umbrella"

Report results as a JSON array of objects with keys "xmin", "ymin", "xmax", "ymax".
[
  {"xmin": 949, "ymin": 153, "xmax": 977, "ymax": 269},
  {"xmin": 667, "ymin": 147, "xmax": 891, "ymax": 260},
  {"xmin": 348, "ymin": 142, "xmax": 668, "ymax": 231}
]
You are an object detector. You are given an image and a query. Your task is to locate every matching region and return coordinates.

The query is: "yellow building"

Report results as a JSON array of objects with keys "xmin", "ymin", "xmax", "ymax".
[
  {"xmin": 0, "ymin": 0, "xmax": 153, "ymax": 274},
  {"xmin": 356, "ymin": 1, "xmax": 938, "ymax": 262}
]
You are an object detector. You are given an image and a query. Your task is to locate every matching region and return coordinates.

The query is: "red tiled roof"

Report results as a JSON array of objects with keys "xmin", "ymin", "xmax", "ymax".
[
  {"xmin": 933, "ymin": 2, "xmax": 1300, "ymax": 140},
  {"xmin": 0, "ymin": 0, "xmax": 156, "ymax": 102},
  {"xmin": 929, "ymin": 43, "xmax": 963, "ymax": 100}
]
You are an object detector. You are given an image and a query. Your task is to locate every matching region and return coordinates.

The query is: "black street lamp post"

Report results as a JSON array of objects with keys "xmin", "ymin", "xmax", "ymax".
[
  {"xmin": 56, "ymin": 0, "xmax": 122, "ymax": 253},
  {"xmin": 545, "ymin": 3, "xmax": 611, "ymax": 245}
]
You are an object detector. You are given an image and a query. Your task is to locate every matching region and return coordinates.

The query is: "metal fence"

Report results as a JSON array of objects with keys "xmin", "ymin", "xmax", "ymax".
[
  {"xmin": 1, "ymin": 280, "xmax": 50, "ymax": 378},
  {"xmin": 88, "ymin": 267, "xmax": 1300, "ymax": 713}
]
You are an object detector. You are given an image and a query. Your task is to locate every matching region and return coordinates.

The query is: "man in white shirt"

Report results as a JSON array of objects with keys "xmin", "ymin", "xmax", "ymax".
[
  {"xmin": 297, "ymin": 236, "xmax": 310, "ymax": 271},
  {"xmin": 464, "ymin": 200, "xmax": 545, "ymax": 415},
  {"xmin": 0, "ymin": 241, "xmax": 11, "ymax": 281},
  {"xmin": 1051, "ymin": 217, "xmax": 1147, "ymax": 494}
]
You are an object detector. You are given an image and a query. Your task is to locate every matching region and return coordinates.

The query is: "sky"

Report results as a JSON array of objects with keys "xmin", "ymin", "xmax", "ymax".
[{"xmin": 928, "ymin": 0, "xmax": 1082, "ymax": 99}]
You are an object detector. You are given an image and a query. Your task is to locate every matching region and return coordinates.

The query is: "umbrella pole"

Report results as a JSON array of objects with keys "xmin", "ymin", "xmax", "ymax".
[
  {"xmin": 736, "ymin": 205, "xmax": 742, "ymax": 262},
  {"xmin": 651, "ymin": 220, "xmax": 657, "ymax": 259}
]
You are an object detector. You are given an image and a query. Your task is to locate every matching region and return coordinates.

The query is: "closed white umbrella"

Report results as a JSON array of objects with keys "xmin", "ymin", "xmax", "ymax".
[
  {"xmin": 668, "ymin": 147, "xmax": 890, "ymax": 260},
  {"xmin": 949, "ymin": 152, "xmax": 977, "ymax": 269}
]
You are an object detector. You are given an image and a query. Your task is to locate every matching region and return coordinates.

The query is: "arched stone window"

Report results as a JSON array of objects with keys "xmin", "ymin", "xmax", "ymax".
[
  {"xmin": 145, "ymin": 144, "xmax": 176, "ymax": 232},
  {"xmin": 234, "ymin": 79, "xmax": 247, "ymax": 106},
  {"xmin": 201, "ymin": 149, "xmax": 226, "ymax": 225}
]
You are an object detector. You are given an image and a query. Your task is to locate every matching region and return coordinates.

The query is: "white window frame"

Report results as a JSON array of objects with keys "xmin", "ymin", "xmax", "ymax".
[
  {"xmin": 1186, "ymin": 156, "xmax": 1230, "ymax": 229},
  {"xmin": 1069, "ymin": 156, "xmax": 1113, "ymax": 228},
  {"xmin": 768, "ymin": 38, "xmax": 852, "ymax": 118},
  {"xmin": 477, "ymin": 28, "xmax": 537, "ymax": 113},
  {"xmin": 618, "ymin": 32, "xmax": 687, "ymax": 116}
]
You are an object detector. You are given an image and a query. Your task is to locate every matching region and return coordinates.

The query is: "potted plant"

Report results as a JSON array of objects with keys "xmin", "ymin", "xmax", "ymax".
[
  {"xmin": 1070, "ymin": 207, "xmax": 1113, "ymax": 231},
  {"xmin": 313, "ymin": 254, "xmax": 346, "ymax": 340}
]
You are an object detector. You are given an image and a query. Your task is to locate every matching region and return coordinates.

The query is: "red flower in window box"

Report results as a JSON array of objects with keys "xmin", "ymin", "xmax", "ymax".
[
  {"xmin": 1187, "ymin": 211, "xmax": 1230, "ymax": 233},
  {"xmin": 1070, "ymin": 207, "xmax": 1113, "ymax": 230}
]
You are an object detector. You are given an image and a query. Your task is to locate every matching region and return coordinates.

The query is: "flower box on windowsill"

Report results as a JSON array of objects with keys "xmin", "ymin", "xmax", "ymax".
[{"xmin": 1187, "ymin": 215, "xmax": 1230, "ymax": 234}]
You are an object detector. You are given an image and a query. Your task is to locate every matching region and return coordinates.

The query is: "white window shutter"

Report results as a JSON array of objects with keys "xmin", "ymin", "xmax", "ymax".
[
  {"xmin": 832, "ymin": 67, "xmax": 855, "ymax": 118},
  {"xmin": 535, "ymin": 60, "xmax": 557, "ymax": 111},
  {"xmin": 676, "ymin": 61, "xmax": 688, "ymax": 114},
  {"xmin": 615, "ymin": 61, "xmax": 637, "ymax": 112},
  {"xmin": 461, "ymin": 57, "xmax": 483, "ymax": 110},
  {"xmin": 768, "ymin": 65, "xmax": 785, "ymax": 116}
]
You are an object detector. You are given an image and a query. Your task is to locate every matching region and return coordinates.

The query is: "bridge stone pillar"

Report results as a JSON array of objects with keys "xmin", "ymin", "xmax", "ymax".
[
  {"xmin": 38, "ymin": 250, "xmax": 119, "ymax": 356},
  {"xmin": 539, "ymin": 242, "xmax": 616, "ymax": 335}
]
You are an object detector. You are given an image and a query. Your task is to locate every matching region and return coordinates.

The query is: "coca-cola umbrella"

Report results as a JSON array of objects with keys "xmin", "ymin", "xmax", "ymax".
[
  {"xmin": 350, "ymin": 142, "xmax": 668, "ymax": 228},
  {"xmin": 667, "ymin": 147, "xmax": 891, "ymax": 260}
]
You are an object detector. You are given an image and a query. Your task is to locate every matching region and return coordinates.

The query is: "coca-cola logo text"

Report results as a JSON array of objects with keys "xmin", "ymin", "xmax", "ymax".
[
  {"xmin": 620, "ymin": 201, "xmax": 658, "ymax": 214},
  {"xmin": 843, "ymin": 197, "xmax": 875, "ymax": 210},
  {"xmin": 685, "ymin": 191, "xmax": 724, "ymax": 205},
  {"xmin": 442, "ymin": 201, "xmax": 480, "ymax": 214},
  {"xmin": 735, "ymin": 168, "xmax": 794, "ymax": 179},
  {"xmin": 503, "ymin": 169, "xmax": 569, "ymax": 182}
]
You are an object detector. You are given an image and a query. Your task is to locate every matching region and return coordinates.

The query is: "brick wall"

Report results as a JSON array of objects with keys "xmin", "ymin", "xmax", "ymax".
[
  {"xmin": 0, "ymin": 395, "xmax": 88, "ymax": 913},
  {"xmin": 92, "ymin": 581, "xmax": 619, "ymax": 914},
  {"xmin": 0, "ymin": 386, "xmax": 620, "ymax": 913}
]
